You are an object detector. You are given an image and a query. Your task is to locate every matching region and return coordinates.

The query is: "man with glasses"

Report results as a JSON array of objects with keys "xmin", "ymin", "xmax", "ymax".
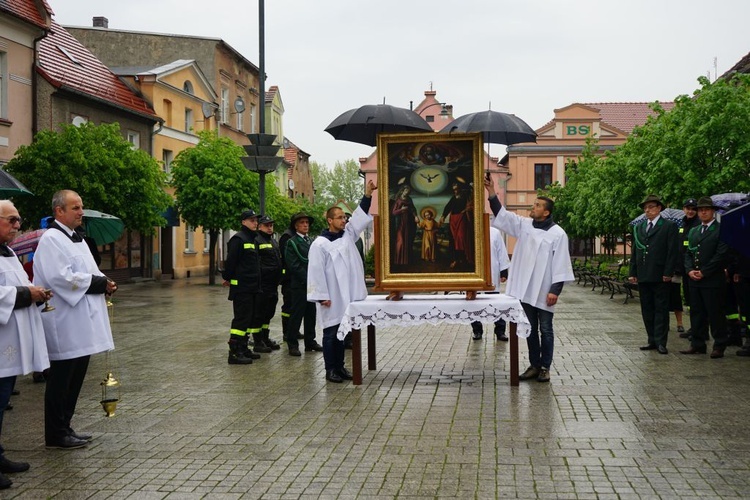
[
  {"xmin": 0, "ymin": 201, "xmax": 50, "ymax": 488},
  {"xmin": 308, "ymin": 180, "xmax": 376, "ymax": 383},
  {"xmin": 34, "ymin": 190, "xmax": 117, "ymax": 448},
  {"xmin": 629, "ymin": 195, "xmax": 678, "ymax": 355}
]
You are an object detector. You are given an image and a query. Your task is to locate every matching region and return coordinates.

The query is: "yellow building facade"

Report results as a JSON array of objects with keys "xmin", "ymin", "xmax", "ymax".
[{"xmin": 117, "ymin": 60, "xmax": 218, "ymax": 278}]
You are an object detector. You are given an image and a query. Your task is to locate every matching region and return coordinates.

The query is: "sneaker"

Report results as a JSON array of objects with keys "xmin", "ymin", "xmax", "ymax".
[
  {"xmin": 519, "ymin": 366, "xmax": 540, "ymax": 381},
  {"xmin": 472, "ymin": 331, "xmax": 483, "ymax": 340},
  {"xmin": 677, "ymin": 326, "xmax": 685, "ymax": 333},
  {"xmin": 537, "ymin": 368, "xmax": 550, "ymax": 382}
]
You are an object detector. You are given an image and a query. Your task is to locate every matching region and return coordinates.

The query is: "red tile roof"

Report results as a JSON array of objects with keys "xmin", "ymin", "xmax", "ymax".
[
  {"xmin": 36, "ymin": 21, "xmax": 156, "ymax": 120},
  {"xmin": 265, "ymin": 85, "xmax": 278, "ymax": 103},
  {"xmin": 584, "ymin": 102, "xmax": 675, "ymax": 133},
  {"xmin": 0, "ymin": 0, "xmax": 52, "ymax": 30}
]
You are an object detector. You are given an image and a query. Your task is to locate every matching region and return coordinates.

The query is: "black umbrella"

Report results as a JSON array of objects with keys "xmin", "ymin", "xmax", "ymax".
[
  {"xmin": 0, "ymin": 169, "xmax": 33, "ymax": 197},
  {"xmin": 439, "ymin": 110, "xmax": 537, "ymax": 145},
  {"xmin": 719, "ymin": 201, "xmax": 750, "ymax": 258},
  {"xmin": 324, "ymin": 104, "xmax": 433, "ymax": 146}
]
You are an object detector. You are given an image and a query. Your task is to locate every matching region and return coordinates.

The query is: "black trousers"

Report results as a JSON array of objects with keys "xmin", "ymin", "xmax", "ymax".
[
  {"xmin": 690, "ymin": 285, "xmax": 728, "ymax": 349},
  {"xmin": 254, "ymin": 291, "xmax": 279, "ymax": 330},
  {"xmin": 638, "ymin": 281, "xmax": 671, "ymax": 347},
  {"xmin": 287, "ymin": 288, "xmax": 316, "ymax": 349},
  {"xmin": 45, "ymin": 355, "xmax": 90, "ymax": 443},
  {"xmin": 230, "ymin": 293, "xmax": 258, "ymax": 336}
]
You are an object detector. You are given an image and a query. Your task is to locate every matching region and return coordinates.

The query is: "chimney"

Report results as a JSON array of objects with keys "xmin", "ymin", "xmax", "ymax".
[{"xmin": 93, "ymin": 16, "xmax": 109, "ymax": 28}]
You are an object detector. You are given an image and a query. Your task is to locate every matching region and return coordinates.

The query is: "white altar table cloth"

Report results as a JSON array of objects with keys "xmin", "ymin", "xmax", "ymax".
[{"xmin": 338, "ymin": 293, "xmax": 530, "ymax": 339}]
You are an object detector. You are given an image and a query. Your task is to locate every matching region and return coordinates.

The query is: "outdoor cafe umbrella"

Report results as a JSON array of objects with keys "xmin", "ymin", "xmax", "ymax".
[
  {"xmin": 9, "ymin": 228, "xmax": 46, "ymax": 256},
  {"xmin": 83, "ymin": 209, "xmax": 125, "ymax": 246},
  {"xmin": 324, "ymin": 104, "xmax": 433, "ymax": 147},
  {"xmin": 719, "ymin": 200, "xmax": 750, "ymax": 258},
  {"xmin": 0, "ymin": 169, "xmax": 33, "ymax": 197},
  {"xmin": 439, "ymin": 110, "xmax": 537, "ymax": 146},
  {"xmin": 629, "ymin": 207, "xmax": 685, "ymax": 227}
]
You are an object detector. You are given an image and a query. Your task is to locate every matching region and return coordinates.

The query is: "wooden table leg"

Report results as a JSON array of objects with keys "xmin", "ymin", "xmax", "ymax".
[
  {"xmin": 510, "ymin": 322, "xmax": 519, "ymax": 386},
  {"xmin": 352, "ymin": 328, "xmax": 362, "ymax": 385},
  {"xmin": 367, "ymin": 324, "xmax": 376, "ymax": 370}
]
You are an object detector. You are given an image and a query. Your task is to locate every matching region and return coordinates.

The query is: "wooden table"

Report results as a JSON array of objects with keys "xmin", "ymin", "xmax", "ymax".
[{"xmin": 337, "ymin": 294, "xmax": 530, "ymax": 386}]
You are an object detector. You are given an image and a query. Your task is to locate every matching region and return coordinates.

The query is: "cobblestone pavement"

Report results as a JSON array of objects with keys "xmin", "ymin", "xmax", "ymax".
[{"xmin": 3, "ymin": 277, "xmax": 750, "ymax": 499}]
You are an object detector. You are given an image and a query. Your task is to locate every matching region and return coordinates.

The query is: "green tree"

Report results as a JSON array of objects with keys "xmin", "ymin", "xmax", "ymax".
[
  {"xmin": 171, "ymin": 130, "xmax": 259, "ymax": 285},
  {"xmin": 311, "ymin": 159, "xmax": 363, "ymax": 209},
  {"xmin": 6, "ymin": 122, "xmax": 171, "ymax": 233}
]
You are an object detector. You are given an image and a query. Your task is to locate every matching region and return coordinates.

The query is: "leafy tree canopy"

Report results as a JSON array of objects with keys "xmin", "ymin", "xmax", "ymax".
[
  {"xmin": 6, "ymin": 122, "xmax": 171, "ymax": 233},
  {"xmin": 311, "ymin": 159, "xmax": 364, "ymax": 210}
]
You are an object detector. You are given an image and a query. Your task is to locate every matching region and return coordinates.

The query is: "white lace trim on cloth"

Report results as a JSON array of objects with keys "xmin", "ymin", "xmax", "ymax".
[{"xmin": 338, "ymin": 294, "xmax": 531, "ymax": 340}]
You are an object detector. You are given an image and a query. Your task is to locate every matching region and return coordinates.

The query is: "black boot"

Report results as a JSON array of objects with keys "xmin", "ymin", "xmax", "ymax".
[
  {"xmin": 228, "ymin": 336, "xmax": 253, "ymax": 365},
  {"xmin": 281, "ymin": 315, "xmax": 289, "ymax": 343},
  {"xmin": 263, "ymin": 329, "xmax": 281, "ymax": 350},
  {"xmin": 253, "ymin": 332, "xmax": 272, "ymax": 353},
  {"xmin": 244, "ymin": 336, "xmax": 261, "ymax": 359}
]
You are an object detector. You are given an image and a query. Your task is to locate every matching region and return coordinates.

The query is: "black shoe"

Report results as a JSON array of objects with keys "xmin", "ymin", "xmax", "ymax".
[
  {"xmin": 32, "ymin": 371, "xmax": 46, "ymax": 383},
  {"xmin": 496, "ymin": 333, "xmax": 509, "ymax": 341},
  {"xmin": 288, "ymin": 347, "xmax": 301, "ymax": 357},
  {"xmin": 265, "ymin": 338, "xmax": 281, "ymax": 351},
  {"xmin": 45, "ymin": 435, "xmax": 88, "ymax": 449},
  {"xmin": 245, "ymin": 349, "xmax": 261, "ymax": 360},
  {"xmin": 679, "ymin": 346, "xmax": 706, "ymax": 354},
  {"xmin": 4, "ymin": 403, "xmax": 11, "ymax": 411},
  {"xmin": 678, "ymin": 332, "xmax": 691, "ymax": 339},
  {"xmin": 338, "ymin": 367, "xmax": 353, "ymax": 380},
  {"xmin": 10, "ymin": 389, "xmax": 19, "ymax": 396},
  {"xmin": 736, "ymin": 348, "xmax": 750, "ymax": 357},
  {"xmin": 472, "ymin": 331, "xmax": 483, "ymax": 340},
  {"xmin": 70, "ymin": 431, "xmax": 92, "ymax": 442},
  {"xmin": 227, "ymin": 352, "xmax": 253, "ymax": 365},
  {"xmin": 639, "ymin": 344, "xmax": 657, "ymax": 351},
  {"xmin": 325, "ymin": 370, "xmax": 343, "ymax": 383},
  {"xmin": 0, "ymin": 456, "xmax": 29, "ymax": 473},
  {"xmin": 657, "ymin": 345, "xmax": 668, "ymax": 355},
  {"xmin": 0, "ymin": 472, "xmax": 11, "ymax": 489},
  {"xmin": 305, "ymin": 343, "xmax": 323, "ymax": 352}
]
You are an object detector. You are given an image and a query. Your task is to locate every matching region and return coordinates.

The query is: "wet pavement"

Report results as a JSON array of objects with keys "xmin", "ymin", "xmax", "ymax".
[{"xmin": 3, "ymin": 277, "xmax": 750, "ymax": 499}]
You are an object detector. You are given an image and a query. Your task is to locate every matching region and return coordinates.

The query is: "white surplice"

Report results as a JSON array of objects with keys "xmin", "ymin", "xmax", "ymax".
[
  {"xmin": 33, "ymin": 226, "xmax": 113, "ymax": 361},
  {"xmin": 307, "ymin": 206, "xmax": 372, "ymax": 330},
  {"xmin": 489, "ymin": 226, "xmax": 510, "ymax": 291},
  {"xmin": 0, "ymin": 252, "xmax": 50, "ymax": 377},
  {"xmin": 492, "ymin": 205, "xmax": 574, "ymax": 312}
]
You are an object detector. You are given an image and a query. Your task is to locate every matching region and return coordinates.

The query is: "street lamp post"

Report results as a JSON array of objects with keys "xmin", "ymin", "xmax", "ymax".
[{"xmin": 242, "ymin": 133, "xmax": 283, "ymax": 215}]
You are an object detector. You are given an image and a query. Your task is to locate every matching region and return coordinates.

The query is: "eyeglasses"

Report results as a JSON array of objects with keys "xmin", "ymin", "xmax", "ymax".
[{"xmin": 0, "ymin": 215, "xmax": 23, "ymax": 225}]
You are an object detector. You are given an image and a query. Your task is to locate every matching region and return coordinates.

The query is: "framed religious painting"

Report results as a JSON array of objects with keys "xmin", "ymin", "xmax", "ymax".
[{"xmin": 373, "ymin": 132, "xmax": 492, "ymax": 294}]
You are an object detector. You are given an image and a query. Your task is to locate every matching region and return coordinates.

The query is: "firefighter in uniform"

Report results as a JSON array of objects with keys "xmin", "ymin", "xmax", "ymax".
[
  {"xmin": 222, "ymin": 209, "xmax": 262, "ymax": 364},
  {"xmin": 254, "ymin": 215, "xmax": 282, "ymax": 352}
]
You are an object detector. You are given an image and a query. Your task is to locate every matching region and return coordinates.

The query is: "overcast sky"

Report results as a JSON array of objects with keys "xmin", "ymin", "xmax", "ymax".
[{"xmin": 50, "ymin": 0, "xmax": 750, "ymax": 168}]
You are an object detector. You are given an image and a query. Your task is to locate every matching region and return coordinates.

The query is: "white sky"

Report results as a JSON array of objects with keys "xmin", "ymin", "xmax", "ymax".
[{"xmin": 49, "ymin": 0, "xmax": 750, "ymax": 168}]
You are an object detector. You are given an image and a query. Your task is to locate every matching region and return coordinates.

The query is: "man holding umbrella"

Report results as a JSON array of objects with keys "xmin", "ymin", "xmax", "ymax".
[{"xmin": 629, "ymin": 195, "xmax": 678, "ymax": 355}]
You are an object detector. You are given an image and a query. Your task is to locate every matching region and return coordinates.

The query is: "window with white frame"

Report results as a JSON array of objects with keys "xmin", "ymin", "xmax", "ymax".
[
  {"xmin": 250, "ymin": 104, "xmax": 257, "ymax": 133},
  {"xmin": 221, "ymin": 88, "xmax": 229, "ymax": 124},
  {"xmin": 126, "ymin": 130, "xmax": 140, "ymax": 149},
  {"xmin": 184, "ymin": 108, "xmax": 193, "ymax": 133},
  {"xmin": 184, "ymin": 225, "xmax": 195, "ymax": 252},
  {"xmin": 0, "ymin": 52, "xmax": 6, "ymax": 119},
  {"xmin": 162, "ymin": 149, "xmax": 173, "ymax": 175},
  {"xmin": 236, "ymin": 108, "xmax": 244, "ymax": 131},
  {"xmin": 203, "ymin": 229, "xmax": 210, "ymax": 252}
]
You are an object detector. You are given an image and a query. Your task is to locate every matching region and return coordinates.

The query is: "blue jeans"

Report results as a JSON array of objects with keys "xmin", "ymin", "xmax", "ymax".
[
  {"xmin": 322, "ymin": 325, "xmax": 344, "ymax": 372},
  {"xmin": 522, "ymin": 303, "xmax": 554, "ymax": 370}
]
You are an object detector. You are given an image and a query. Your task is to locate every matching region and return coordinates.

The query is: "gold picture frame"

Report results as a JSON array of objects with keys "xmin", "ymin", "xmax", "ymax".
[{"xmin": 374, "ymin": 132, "xmax": 492, "ymax": 293}]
